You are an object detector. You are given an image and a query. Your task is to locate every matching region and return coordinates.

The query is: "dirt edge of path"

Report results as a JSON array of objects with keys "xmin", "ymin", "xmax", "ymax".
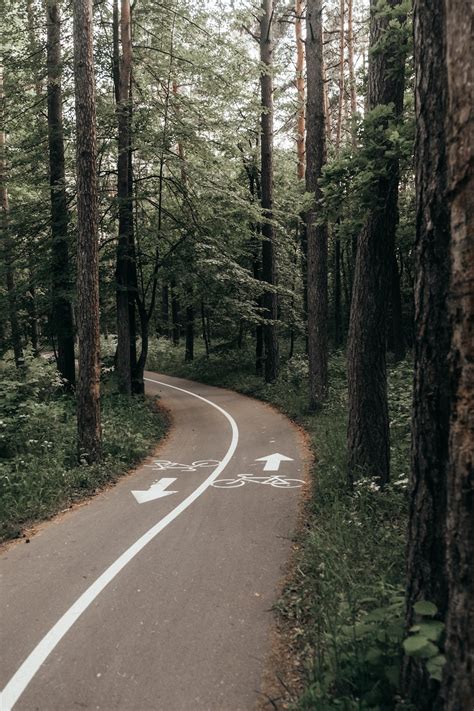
[{"xmin": 255, "ymin": 418, "xmax": 315, "ymax": 710}]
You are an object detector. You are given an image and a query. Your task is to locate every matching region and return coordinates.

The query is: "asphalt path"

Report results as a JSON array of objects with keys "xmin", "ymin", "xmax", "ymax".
[{"xmin": 0, "ymin": 372, "xmax": 309, "ymax": 711}]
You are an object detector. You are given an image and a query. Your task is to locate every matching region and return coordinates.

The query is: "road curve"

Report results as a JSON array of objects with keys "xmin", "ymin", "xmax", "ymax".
[{"xmin": 0, "ymin": 372, "xmax": 310, "ymax": 711}]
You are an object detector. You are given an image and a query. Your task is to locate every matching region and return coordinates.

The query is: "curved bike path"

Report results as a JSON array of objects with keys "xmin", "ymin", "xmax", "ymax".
[{"xmin": 0, "ymin": 372, "xmax": 310, "ymax": 711}]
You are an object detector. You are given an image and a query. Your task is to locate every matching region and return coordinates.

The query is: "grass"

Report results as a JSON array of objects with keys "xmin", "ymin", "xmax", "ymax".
[
  {"xmin": 0, "ymin": 352, "xmax": 168, "ymax": 542},
  {"xmin": 148, "ymin": 336, "xmax": 412, "ymax": 709}
]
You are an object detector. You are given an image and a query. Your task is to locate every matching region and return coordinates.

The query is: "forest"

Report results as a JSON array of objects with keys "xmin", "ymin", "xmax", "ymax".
[{"xmin": 0, "ymin": 0, "xmax": 472, "ymax": 708}]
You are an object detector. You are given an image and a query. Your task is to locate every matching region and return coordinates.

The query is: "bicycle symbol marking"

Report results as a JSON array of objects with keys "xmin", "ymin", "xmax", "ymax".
[
  {"xmin": 211, "ymin": 474, "xmax": 304, "ymax": 489},
  {"xmin": 145, "ymin": 459, "xmax": 221, "ymax": 472}
]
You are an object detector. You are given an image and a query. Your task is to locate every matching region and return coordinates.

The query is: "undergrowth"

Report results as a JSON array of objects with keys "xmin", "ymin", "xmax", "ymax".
[
  {"xmin": 148, "ymin": 336, "xmax": 411, "ymax": 709},
  {"xmin": 0, "ymin": 352, "xmax": 168, "ymax": 542}
]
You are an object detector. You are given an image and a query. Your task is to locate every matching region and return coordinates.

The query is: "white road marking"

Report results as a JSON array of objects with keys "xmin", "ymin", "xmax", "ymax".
[
  {"xmin": 255, "ymin": 452, "xmax": 293, "ymax": 471},
  {"xmin": 212, "ymin": 474, "xmax": 303, "ymax": 489},
  {"xmin": 0, "ymin": 376, "xmax": 239, "ymax": 711},
  {"xmin": 144, "ymin": 459, "xmax": 220, "ymax": 472},
  {"xmin": 131, "ymin": 477, "xmax": 178, "ymax": 504}
]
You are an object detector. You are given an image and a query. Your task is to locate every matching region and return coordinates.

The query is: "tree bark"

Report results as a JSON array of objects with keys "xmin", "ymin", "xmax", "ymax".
[
  {"xmin": 335, "ymin": 0, "xmax": 345, "ymax": 151},
  {"xmin": 240, "ymin": 146, "xmax": 264, "ymax": 376},
  {"xmin": 402, "ymin": 0, "xmax": 451, "ymax": 703},
  {"xmin": 260, "ymin": 0, "xmax": 279, "ymax": 383},
  {"xmin": 389, "ymin": 250, "xmax": 405, "ymax": 361},
  {"xmin": 295, "ymin": 0, "xmax": 305, "ymax": 180},
  {"xmin": 46, "ymin": 0, "xmax": 76, "ymax": 386},
  {"xmin": 73, "ymin": 0, "xmax": 101, "ymax": 463},
  {"xmin": 171, "ymin": 280, "xmax": 180, "ymax": 345},
  {"xmin": 201, "ymin": 301, "xmax": 210, "ymax": 357},
  {"xmin": 443, "ymin": 0, "xmax": 474, "ymax": 704},
  {"xmin": 114, "ymin": 0, "xmax": 133, "ymax": 395},
  {"xmin": 0, "ymin": 65, "xmax": 23, "ymax": 368},
  {"xmin": 347, "ymin": 0, "xmax": 357, "ymax": 145},
  {"xmin": 25, "ymin": 0, "xmax": 41, "ymax": 356},
  {"xmin": 306, "ymin": 0, "xmax": 328, "ymax": 408},
  {"xmin": 185, "ymin": 290, "xmax": 194, "ymax": 362},
  {"xmin": 334, "ymin": 229, "xmax": 342, "ymax": 347},
  {"xmin": 346, "ymin": 0, "xmax": 405, "ymax": 487},
  {"xmin": 161, "ymin": 284, "xmax": 170, "ymax": 337}
]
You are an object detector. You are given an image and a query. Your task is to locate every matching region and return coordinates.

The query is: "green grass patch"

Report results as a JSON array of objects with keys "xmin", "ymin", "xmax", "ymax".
[
  {"xmin": 0, "ymin": 353, "xmax": 168, "ymax": 542},
  {"xmin": 148, "ymin": 336, "xmax": 411, "ymax": 709}
]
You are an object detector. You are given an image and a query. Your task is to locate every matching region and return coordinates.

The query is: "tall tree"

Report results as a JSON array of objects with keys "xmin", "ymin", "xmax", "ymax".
[
  {"xmin": 335, "ymin": 0, "xmax": 345, "ymax": 150},
  {"xmin": 260, "ymin": 0, "xmax": 279, "ymax": 383},
  {"xmin": 1, "ymin": 64, "xmax": 23, "ymax": 368},
  {"xmin": 333, "ymin": 0, "xmax": 346, "ymax": 349},
  {"xmin": 306, "ymin": 0, "xmax": 328, "ymax": 408},
  {"xmin": 73, "ymin": 0, "xmax": 102, "ymax": 463},
  {"xmin": 295, "ymin": 0, "xmax": 305, "ymax": 181},
  {"xmin": 114, "ymin": 0, "xmax": 134, "ymax": 395},
  {"xmin": 443, "ymin": 0, "xmax": 473, "ymax": 704},
  {"xmin": 46, "ymin": 0, "xmax": 76, "ymax": 386},
  {"xmin": 25, "ymin": 0, "xmax": 41, "ymax": 355},
  {"xmin": 171, "ymin": 280, "xmax": 180, "ymax": 346},
  {"xmin": 346, "ymin": 0, "xmax": 406, "ymax": 486},
  {"xmin": 402, "ymin": 0, "xmax": 451, "ymax": 704},
  {"xmin": 347, "ymin": 0, "xmax": 357, "ymax": 144}
]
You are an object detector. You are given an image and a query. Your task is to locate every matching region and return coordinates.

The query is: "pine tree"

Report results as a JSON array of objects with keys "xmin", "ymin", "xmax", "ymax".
[
  {"xmin": 346, "ymin": 0, "xmax": 406, "ymax": 487},
  {"xmin": 306, "ymin": 0, "xmax": 328, "ymax": 407},
  {"xmin": 73, "ymin": 0, "xmax": 102, "ymax": 463},
  {"xmin": 443, "ymin": 0, "xmax": 474, "ymax": 703},
  {"xmin": 260, "ymin": 0, "xmax": 279, "ymax": 383}
]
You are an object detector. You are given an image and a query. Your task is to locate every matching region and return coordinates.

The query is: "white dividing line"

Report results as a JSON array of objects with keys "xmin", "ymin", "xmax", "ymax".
[{"xmin": 0, "ymin": 376, "xmax": 239, "ymax": 711}]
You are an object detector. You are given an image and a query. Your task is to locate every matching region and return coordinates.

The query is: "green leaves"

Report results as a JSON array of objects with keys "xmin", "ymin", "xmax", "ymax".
[
  {"xmin": 403, "ymin": 635, "xmax": 426, "ymax": 654},
  {"xmin": 403, "ymin": 600, "xmax": 446, "ymax": 682},
  {"xmin": 410, "ymin": 620, "xmax": 445, "ymax": 641},
  {"xmin": 413, "ymin": 600, "xmax": 438, "ymax": 617},
  {"xmin": 426, "ymin": 655, "xmax": 447, "ymax": 682}
]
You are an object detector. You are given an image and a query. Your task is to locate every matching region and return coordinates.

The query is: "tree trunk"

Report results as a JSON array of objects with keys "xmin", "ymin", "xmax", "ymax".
[
  {"xmin": 114, "ymin": 0, "xmax": 133, "ymax": 395},
  {"xmin": 346, "ymin": 0, "xmax": 405, "ymax": 487},
  {"xmin": 322, "ymin": 31, "xmax": 331, "ymax": 142},
  {"xmin": 335, "ymin": 0, "xmax": 345, "ymax": 151},
  {"xmin": 260, "ymin": 0, "xmax": 279, "ymax": 383},
  {"xmin": 132, "ymin": 294, "xmax": 147, "ymax": 395},
  {"xmin": 443, "ymin": 0, "xmax": 474, "ymax": 705},
  {"xmin": 0, "ymin": 66, "xmax": 23, "ymax": 368},
  {"xmin": 389, "ymin": 250, "xmax": 405, "ymax": 361},
  {"xmin": 402, "ymin": 1, "xmax": 451, "ymax": 705},
  {"xmin": 240, "ymin": 147, "xmax": 264, "ymax": 376},
  {"xmin": 306, "ymin": 0, "xmax": 328, "ymax": 408},
  {"xmin": 185, "ymin": 292, "xmax": 194, "ymax": 362},
  {"xmin": 171, "ymin": 280, "xmax": 180, "ymax": 345},
  {"xmin": 46, "ymin": 0, "xmax": 76, "ymax": 386},
  {"xmin": 201, "ymin": 301, "xmax": 210, "ymax": 357},
  {"xmin": 72, "ymin": 0, "xmax": 101, "ymax": 463},
  {"xmin": 161, "ymin": 284, "xmax": 170, "ymax": 337},
  {"xmin": 347, "ymin": 0, "xmax": 357, "ymax": 145},
  {"xmin": 334, "ymin": 229, "xmax": 342, "ymax": 347},
  {"xmin": 295, "ymin": 0, "xmax": 305, "ymax": 180},
  {"xmin": 254, "ymin": 237, "xmax": 264, "ymax": 376},
  {"xmin": 26, "ymin": 277, "xmax": 40, "ymax": 356},
  {"xmin": 25, "ymin": 0, "xmax": 41, "ymax": 355}
]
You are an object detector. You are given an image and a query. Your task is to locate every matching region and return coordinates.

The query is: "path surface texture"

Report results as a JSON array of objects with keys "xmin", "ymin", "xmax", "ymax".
[{"xmin": 0, "ymin": 373, "xmax": 309, "ymax": 711}]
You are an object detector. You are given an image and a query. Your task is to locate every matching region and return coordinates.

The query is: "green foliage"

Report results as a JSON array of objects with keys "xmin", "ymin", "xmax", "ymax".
[
  {"xmin": 403, "ymin": 602, "xmax": 446, "ymax": 682},
  {"xmin": 0, "ymin": 355, "xmax": 168, "ymax": 541}
]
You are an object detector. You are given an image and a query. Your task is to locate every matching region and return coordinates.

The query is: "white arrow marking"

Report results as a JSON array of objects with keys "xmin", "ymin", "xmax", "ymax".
[
  {"xmin": 131, "ymin": 478, "xmax": 178, "ymax": 504},
  {"xmin": 255, "ymin": 452, "xmax": 294, "ymax": 471}
]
